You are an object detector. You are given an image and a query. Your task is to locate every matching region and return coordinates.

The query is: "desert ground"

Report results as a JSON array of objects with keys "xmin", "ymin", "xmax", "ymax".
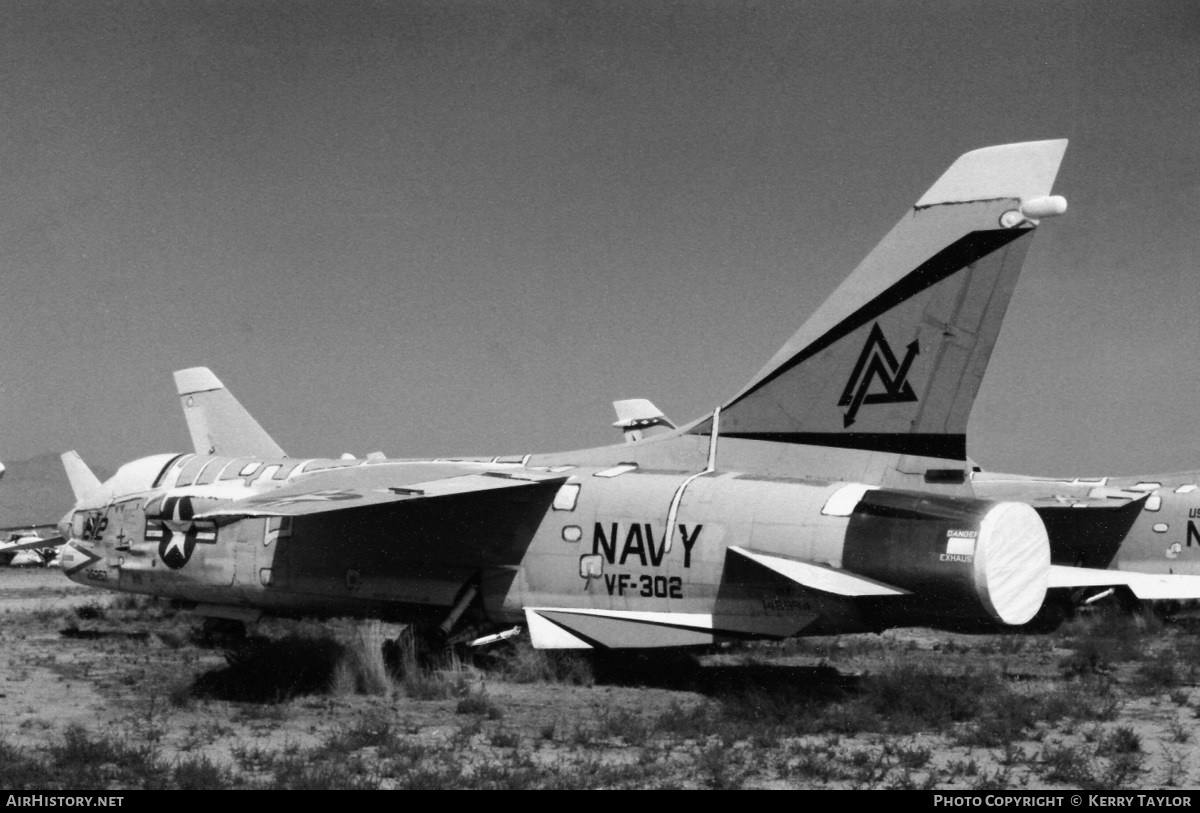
[{"xmin": 2, "ymin": 566, "xmax": 1200, "ymax": 790}]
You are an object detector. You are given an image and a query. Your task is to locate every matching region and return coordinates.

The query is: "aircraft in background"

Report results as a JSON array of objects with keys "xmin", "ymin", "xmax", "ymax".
[
  {"xmin": 972, "ymin": 468, "xmax": 1200, "ymax": 604},
  {"xmin": 612, "ymin": 399, "xmax": 676, "ymax": 444},
  {"xmin": 58, "ymin": 139, "xmax": 1173, "ymax": 652},
  {"xmin": 0, "ymin": 527, "xmax": 64, "ymax": 567}
]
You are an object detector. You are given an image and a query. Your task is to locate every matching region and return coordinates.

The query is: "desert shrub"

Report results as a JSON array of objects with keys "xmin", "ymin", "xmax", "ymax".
[
  {"xmin": 887, "ymin": 766, "xmax": 938, "ymax": 790},
  {"xmin": 320, "ymin": 710, "xmax": 396, "ymax": 753},
  {"xmin": 718, "ymin": 683, "xmax": 825, "ymax": 735},
  {"xmin": 230, "ymin": 741, "xmax": 276, "ymax": 773},
  {"xmin": 781, "ymin": 740, "xmax": 843, "ymax": 782},
  {"xmin": 970, "ymin": 767, "xmax": 1012, "ymax": 790},
  {"xmin": 405, "ymin": 665, "xmax": 472, "ymax": 700},
  {"xmin": 697, "ymin": 742, "xmax": 750, "ymax": 789},
  {"xmin": 1161, "ymin": 749, "xmax": 1188, "ymax": 787},
  {"xmin": 455, "ymin": 689, "xmax": 502, "ymax": 719},
  {"xmin": 489, "ymin": 727, "xmax": 521, "ymax": 748},
  {"xmin": 0, "ymin": 738, "xmax": 55, "ymax": 789},
  {"xmin": 895, "ymin": 741, "xmax": 933, "ymax": 768},
  {"xmin": 331, "ymin": 621, "xmax": 395, "ymax": 696},
  {"xmin": 1059, "ymin": 637, "xmax": 1114, "ymax": 677},
  {"xmin": 856, "ymin": 662, "xmax": 1003, "ymax": 732},
  {"xmin": 845, "ymin": 745, "xmax": 891, "ymax": 789},
  {"xmin": 1168, "ymin": 634, "xmax": 1200, "ymax": 682},
  {"xmin": 268, "ymin": 753, "xmax": 379, "ymax": 790},
  {"xmin": 73, "ymin": 602, "xmax": 106, "ymax": 620},
  {"xmin": 1133, "ymin": 649, "xmax": 1183, "ymax": 694},
  {"xmin": 379, "ymin": 628, "xmax": 476, "ymax": 700},
  {"xmin": 597, "ymin": 707, "xmax": 649, "ymax": 745},
  {"xmin": 955, "ymin": 690, "xmax": 1039, "ymax": 747},
  {"xmin": 1167, "ymin": 719, "xmax": 1191, "ymax": 743},
  {"xmin": 1104, "ymin": 752, "xmax": 1145, "ymax": 789},
  {"xmin": 489, "ymin": 639, "xmax": 593, "ymax": 685},
  {"xmin": 1099, "ymin": 725, "xmax": 1141, "ymax": 755},
  {"xmin": 815, "ymin": 701, "xmax": 885, "ymax": 735},
  {"xmin": 448, "ymin": 751, "xmax": 544, "ymax": 790},
  {"xmin": 173, "ymin": 754, "xmax": 230, "ymax": 789},
  {"xmin": 649, "ymin": 700, "xmax": 714, "ymax": 739},
  {"xmin": 47, "ymin": 724, "xmax": 166, "ymax": 789},
  {"xmin": 1038, "ymin": 740, "xmax": 1096, "ymax": 786},
  {"xmin": 1036, "ymin": 677, "xmax": 1121, "ymax": 722},
  {"xmin": 1059, "ymin": 607, "xmax": 1154, "ymax": 669}
]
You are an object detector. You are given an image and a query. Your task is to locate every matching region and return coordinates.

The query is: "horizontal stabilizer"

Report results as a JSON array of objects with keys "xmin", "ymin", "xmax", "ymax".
[
  {"xmin": 729, "ymin": 546, "xmax": 909, "ymax": 597},
  {"xmin": 198, "ymin": 470, "xmax": 569, "ymax": 519},
  {"xmin": 1048, "ymin": 565, "xmax": 1200, "ymax": 601},
  {"xmin": 524, "ymin": 607, "xmax": 810, "ymax": 649},
  {"xmin": 61, "ymin": 451, "xmax": 102, "ymax": 502},
  {"xmin": 175, "ymin": 367, "xmax": 286, "ymax": 458}
]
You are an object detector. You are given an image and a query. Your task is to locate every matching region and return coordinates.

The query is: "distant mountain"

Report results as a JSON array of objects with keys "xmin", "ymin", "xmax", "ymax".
[{"xmin": 0, "ymin": 453, "xmax": 112, "ymax": 529}]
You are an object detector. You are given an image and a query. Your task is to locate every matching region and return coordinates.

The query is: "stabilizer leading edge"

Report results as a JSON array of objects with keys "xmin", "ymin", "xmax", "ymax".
[
  {"xmin": 174, "ymin": 367, "xmax": 286, "ymax": 459},
  {"xmin": 700, "ymin": 140, "xmax": 1068, "ymax": 468}
]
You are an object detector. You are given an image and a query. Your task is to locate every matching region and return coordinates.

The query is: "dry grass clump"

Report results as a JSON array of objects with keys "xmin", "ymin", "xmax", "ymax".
[{"xmin": 331, "ymin": 620, "xmax": 396, "ymax": 696}]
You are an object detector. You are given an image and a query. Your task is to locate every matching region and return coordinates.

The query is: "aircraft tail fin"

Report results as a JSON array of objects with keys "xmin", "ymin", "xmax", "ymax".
[
  {"xmin": 612, "ymin": 399, "xmax": 676, "ymax": 443},
  {"xmin": 174, "ymin": 367, "xmax": 286, "ymax": 458},
  {"xmin": 705, "ymin": 140, "xmax": 1068, "ymax": 464},
  {"xmin": 61, "ymin": 451, "xmax": 101, "ymax": 502}
]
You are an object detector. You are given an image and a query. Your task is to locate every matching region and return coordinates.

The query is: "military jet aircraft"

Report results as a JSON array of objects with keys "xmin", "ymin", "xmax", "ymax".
[
  {"xmin": 0, "ymin": 528, "xmax": 64, "ymax": 567},
  {"xmin": 608, "ymin": 397, "xmax": 1200, "ymax": 616},
  {"xmin": 60, "ymin": 140, "xmax": 1117, "ymax": 651},
  {"xmin": 972, "ymin": 468, "xmax": 1200, "ymax": 604}
]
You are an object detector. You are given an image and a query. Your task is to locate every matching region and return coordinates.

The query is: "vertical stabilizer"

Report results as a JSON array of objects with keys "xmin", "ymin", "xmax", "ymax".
[
  {"xmin": 705, "ymin": 140, "xmax": 1068, "ymax": 465},
  {"xmin": 174, "ymin": 367, "xmax": 286, "ymax": 458},
  {"xmin": 61, "ymin": 451, "xmax": 101, "ymax": 502}
]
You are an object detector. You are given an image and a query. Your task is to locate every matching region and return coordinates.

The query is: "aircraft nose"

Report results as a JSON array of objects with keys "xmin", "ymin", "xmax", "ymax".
[{"xmin": 57, "ymin": 542, "xmax": 100, "ymax": 581}]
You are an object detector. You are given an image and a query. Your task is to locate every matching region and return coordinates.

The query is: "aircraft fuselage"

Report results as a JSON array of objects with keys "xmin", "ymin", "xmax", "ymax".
[{"xmin": 60, "ymin": 452, "xmax": 1049, "ymax": 644}]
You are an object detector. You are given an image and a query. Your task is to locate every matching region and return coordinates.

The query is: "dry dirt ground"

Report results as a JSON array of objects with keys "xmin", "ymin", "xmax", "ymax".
[{"xmin": 3, "ymin": 567, "xmax": 1200, "ymax": 790}]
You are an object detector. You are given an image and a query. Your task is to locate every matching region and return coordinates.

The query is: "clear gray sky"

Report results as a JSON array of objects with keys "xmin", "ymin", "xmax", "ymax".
[{"xmin": 2, "ymin": 0, "xmax": 1199, "ymax": 477}]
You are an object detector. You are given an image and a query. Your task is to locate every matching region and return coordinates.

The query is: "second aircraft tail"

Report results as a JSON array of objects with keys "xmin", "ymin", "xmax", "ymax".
[
  {"xmin": 174, "ymin": 367, "xmax": 286, "ymax": 459},
  {"xmin": 698, "ymin": 140, "xmax": 1068, "ymax": 470}
]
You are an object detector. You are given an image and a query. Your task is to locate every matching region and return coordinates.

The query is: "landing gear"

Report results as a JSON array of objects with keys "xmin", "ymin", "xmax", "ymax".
[
  {"xmin": 380, "ymin": 625, "xmax": 464, "ymax": 676},
  {"xmin": 379, "ymin": 596, "xmax": 517, "ymax": 676}
]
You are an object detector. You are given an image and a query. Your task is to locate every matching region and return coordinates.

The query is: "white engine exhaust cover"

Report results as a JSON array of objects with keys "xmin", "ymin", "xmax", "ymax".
[{"xmin": 973, "ymin": 501, "xmax": 1050, "ymax": 626}]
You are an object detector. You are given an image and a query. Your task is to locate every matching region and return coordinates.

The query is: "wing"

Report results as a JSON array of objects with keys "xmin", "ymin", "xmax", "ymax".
[
  {"xmin": 196, "ymin": 469, "xmax": 570, "ymax": 519},
  {"xmin": 1048, "ymin": 565, "xmax": 1200, "ymax": 601},
  {"xmin": 0, "ymin": 528, "xmax": 65, "ymax": 554}
]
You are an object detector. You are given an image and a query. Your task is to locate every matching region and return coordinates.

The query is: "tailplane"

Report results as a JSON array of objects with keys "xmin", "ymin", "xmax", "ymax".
[
  {"xmin": 703, "ymin": 140, "xmax": 1068, "ymax": 465},
  {"xmin": 174, "ymin": 367, "xmax": 286, "ymax": 458}
]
